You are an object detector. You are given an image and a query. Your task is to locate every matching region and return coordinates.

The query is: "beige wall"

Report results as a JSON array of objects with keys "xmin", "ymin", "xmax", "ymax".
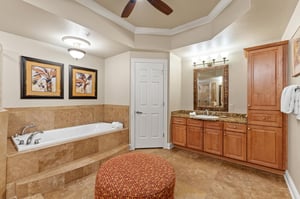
[
  {"xmin": 180, "ymin": 51, "xmax": 248, "ymax": 113},
  {"xmin": 0, "ymin": 110, "xmax": 8, "ymax": 199},
  {"xmin": 0, "ymin": 31, "xmax": 104, "ymax": 108},
  {"xmin": 282, "ymin": 1, "xmax": 300, "ymax": 196},
  {"xmin": 0, "ymin": 45, "xmax": 2, "ymax": 108},
  {"xmin": 169, "ymin": 53, "xmax": 182, "ymax": 112},
  {"xmin": 104, "ymin": 52, "xmax": 131, "ymax": 105}
]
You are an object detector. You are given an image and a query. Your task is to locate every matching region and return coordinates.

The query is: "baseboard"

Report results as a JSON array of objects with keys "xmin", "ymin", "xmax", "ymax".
[
  {"xmin": 284, "ymin": 171, "xmax": 300, "ymax": 199},
  {"xmin": 164, "ymin": 143, "xmax": 174, "ymax": 150},
  {"xmin": 128, "ymin": 144, "xmax": 135, "ymax": 151}
]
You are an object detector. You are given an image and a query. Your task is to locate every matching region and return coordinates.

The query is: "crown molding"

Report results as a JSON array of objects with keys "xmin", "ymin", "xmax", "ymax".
[{"xmin": 75, "ymin": 0, "xmax": 232, "ymax": 36}]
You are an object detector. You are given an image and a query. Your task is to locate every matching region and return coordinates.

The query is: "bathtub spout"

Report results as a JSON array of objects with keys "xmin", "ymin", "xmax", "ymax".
[
  {"xmin": 21, "ymin": 123, "xmax": 36, "ymax": 135},
  {"xmin": 26, "ymin": 131, "xmax": 43, "ymax": 145}
]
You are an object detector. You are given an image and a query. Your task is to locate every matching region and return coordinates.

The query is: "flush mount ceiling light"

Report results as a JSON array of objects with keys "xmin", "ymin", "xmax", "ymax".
[
  {"xmin": 62, "ymin": 36, "xmax": 91, "ymax": 60},
  {"xmin": 68, "ymin": 48, "xmax": 86, "ymax": 60}
]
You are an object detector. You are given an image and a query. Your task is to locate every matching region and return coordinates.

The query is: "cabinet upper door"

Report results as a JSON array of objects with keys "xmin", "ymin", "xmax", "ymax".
[{"xmin": 246, "ymin": 43, "xmax": 287, "ymax": 110}]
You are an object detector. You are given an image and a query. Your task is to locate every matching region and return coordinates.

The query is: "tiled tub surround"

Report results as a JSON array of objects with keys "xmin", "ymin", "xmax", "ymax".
[
  {"xmin": 6, "ymin": 128, "xmax": 129, "ymax": 198},
  {"xmin": 4, "ymin": 104, "xmax": 130, "ymax": 198},
  {"xmin": 6, "ymin": 104, "xmax": 129, "ymax": 138}
]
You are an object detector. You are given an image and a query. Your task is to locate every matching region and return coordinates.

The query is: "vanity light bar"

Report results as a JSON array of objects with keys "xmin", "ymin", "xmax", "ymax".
[{"xmin": 193, "ymin": 57, "xmax": 229, "ymax": 67}]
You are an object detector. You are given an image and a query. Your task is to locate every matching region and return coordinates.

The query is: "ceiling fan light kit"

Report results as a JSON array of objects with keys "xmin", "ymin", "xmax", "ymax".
[
  {"xmin": 121, "ymin": 0, "xmax": 173, "ymax": 18},
  {"xmin": 62, "ymin": 36, "xmax": 90, "ymax": 60},
  {"xmin": 68, "ymin": 48, "xmax": 86, "ymax": 60}
]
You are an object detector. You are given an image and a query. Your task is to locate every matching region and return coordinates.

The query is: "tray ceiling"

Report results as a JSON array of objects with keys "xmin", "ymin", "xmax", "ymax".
[{"xmin": 95, "ymin": 0, "xmax": 220, "ymax": 29}]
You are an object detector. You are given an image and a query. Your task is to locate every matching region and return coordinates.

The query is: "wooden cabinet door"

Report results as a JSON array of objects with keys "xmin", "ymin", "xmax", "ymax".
[
  {"xmin": 224, "ymin": 131, "xmax": 246, "ymax": 161},
  {"xmin": 172, "ymin": 124, "xmax": 186, "ymax": 146},
  {"xmin": 187, "ymin": 126, "xmax": 203, "ymax": 150},
  {"xmin": 204, "ymin": 128, "xmax": 223, "ymax": 155},
  {"xmin": 247, "ymin": 125, "xmax": 283, "ymax": 169},
  {"xmin": 247, "ymin": 45, "xmax": 284, "ymax": 110}
]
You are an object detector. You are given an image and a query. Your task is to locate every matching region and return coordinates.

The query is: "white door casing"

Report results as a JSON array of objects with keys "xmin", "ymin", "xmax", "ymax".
[{"xmin": 130, "ymin": 58, "xmax": 168, "ymax": 149}]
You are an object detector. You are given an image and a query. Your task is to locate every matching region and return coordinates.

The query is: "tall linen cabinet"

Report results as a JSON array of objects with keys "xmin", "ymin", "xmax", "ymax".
[{"xmin": 244, "ymin": 41, "xmax": 288, "ymax": 170}]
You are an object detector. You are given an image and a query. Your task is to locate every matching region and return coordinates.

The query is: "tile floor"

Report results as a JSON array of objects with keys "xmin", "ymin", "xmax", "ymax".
[{"xmin": 25, "ymin": 148, "xmax": 291, "ymax": 199}]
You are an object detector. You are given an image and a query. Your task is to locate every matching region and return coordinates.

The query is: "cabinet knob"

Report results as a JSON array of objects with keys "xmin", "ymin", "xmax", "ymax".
[
  {"xmin": 248, "ymin": 128, "xmax": 251, "ymax": 130},
  {"xmin": 248, "ymin": 104, "xmax": 251, "ymax": 107}
]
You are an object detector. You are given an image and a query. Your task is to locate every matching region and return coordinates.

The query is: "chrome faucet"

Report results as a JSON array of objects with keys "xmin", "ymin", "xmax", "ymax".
[
  {"xmin": 21, "ymin": 123, "xmax": 36, "ymax": 135},
  {"xmin": 26, "ymin": 131, "xmax": 43, "ymax": 145},
  {"xmin": 205, "ymin": 109, "xmax": 209, "ymax": 115}
]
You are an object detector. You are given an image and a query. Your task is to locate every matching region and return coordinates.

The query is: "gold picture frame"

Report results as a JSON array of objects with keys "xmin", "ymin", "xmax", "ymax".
[
  {"xmin": 293, "ymin": 37, "xmax": 300, "ymax": 77},
  {"xmin": 69, "ymin": 65, "xmax": 97, "ymax": 99},
  {"xmin": 21, "ymin": 56, "xmax": 64, "ymax": 99},
  {"xmin": 291, "ymin": 25, "xmax": 300, "ymax": 77}
]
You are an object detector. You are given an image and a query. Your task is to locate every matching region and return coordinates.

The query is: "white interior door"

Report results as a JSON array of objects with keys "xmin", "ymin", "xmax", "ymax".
[{"xmin": 133, "ymin": 60, "xmax": 165, "ymax": 148}]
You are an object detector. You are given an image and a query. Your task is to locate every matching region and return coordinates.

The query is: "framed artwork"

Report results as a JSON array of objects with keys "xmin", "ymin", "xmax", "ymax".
[
  {"xmin": 20, "ymin": 56, "xmax": 64, "ymax": 99},
  {"xmin": 69, "ymin": 65, "xmax": 97, "ymax": 99},
  {"xmin": 293, "ymin": 37, "xmax": 300, "ymax": 77}
]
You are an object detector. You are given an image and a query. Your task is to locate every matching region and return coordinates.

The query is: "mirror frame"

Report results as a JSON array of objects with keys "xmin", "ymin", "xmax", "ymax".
[{"xmin": 193, "ymin": 64, "xmax": 228, "ymax": 111}]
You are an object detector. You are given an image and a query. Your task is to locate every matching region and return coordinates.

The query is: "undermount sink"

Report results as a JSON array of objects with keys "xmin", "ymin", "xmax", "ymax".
[{"xmin": 191, "ymin": 115, "xmax": 219, "ymax": 120}]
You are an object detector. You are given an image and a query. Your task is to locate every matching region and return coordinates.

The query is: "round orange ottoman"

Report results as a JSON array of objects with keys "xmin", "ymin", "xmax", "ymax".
[{"xmin": 95, "ymin": 152, "xmax": 176, "ymax": 199}]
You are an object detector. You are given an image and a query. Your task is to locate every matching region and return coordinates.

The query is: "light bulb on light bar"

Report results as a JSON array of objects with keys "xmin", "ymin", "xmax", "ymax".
[
  {"xmin": 68, "ymin": 48, "xmax": 86, "ymax": 60},
  {"xmin": 62, "ymin": 36, "xmax": 91, "ymax": 48}
]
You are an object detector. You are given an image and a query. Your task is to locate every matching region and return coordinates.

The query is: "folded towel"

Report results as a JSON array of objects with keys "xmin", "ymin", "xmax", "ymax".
[
  {"xmin": 280, "ymin": 85, "xmax": 298, "ymax": 114},
  {"xmin": 112, "ymin": 122, "xmax": 123, "ymax": 129}
]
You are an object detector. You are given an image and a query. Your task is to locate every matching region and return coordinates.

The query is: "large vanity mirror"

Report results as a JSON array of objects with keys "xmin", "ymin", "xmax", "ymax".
[{"xmin": 193, "ymin": 64, "xmax": 228, "ymax": 111}]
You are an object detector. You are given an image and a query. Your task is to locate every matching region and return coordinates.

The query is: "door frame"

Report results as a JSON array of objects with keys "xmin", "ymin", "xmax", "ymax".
[{"xmin": 130, "ymin": 58, "xmax": 168, "ymax": 150}]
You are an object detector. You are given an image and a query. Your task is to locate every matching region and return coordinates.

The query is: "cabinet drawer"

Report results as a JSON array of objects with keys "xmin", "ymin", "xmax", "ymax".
[
  {"xmin": 204, "ymin": 121, "xmax": 223, "ymax": 130},
  {"xmin": 172, "ymin": 117, "xmax": 186, "ymax": 125},
  {"xmin": 224, "ymin": 122, "xmax": 246, "ymax": 133},
  {"xmin": 187, "ymin": 118, "xmax": 203, "ymax": 127},
  {"xmin": 248, "ymin": 110, "xmax": 282, "ymax": 127}
]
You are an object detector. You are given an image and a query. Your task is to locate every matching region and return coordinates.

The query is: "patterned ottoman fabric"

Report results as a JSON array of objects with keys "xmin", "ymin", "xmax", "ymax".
[{"xmin": 95, "ymin": 152, "xmax": 176, "ymax": 199}]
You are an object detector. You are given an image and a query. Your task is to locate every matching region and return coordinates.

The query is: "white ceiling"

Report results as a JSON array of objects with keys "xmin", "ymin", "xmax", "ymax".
[{"xmin": 0, "ymin": 0, "xmax": 298, "ymax": 59}]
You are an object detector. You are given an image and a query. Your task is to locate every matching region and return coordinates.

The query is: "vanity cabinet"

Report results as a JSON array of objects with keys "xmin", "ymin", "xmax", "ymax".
[
  {"xmin": 247, "ymin": 125, "xmax": 282, "ymax": 168},
  {"xmin": 223, "ymin": 122, "xmax": 247, "ymax": 161},
  {"xmin": 186, "ymin": 119, "xmax": 203, "ymax": 150},
  {"xmin": 244, "ymin": 41, "xmax": 287, "ymax": 170},
  {"xmin": 171, "ymin": 117, "xmax": 187, "ymax": 146},
  {"xmin": 203, "ymin": 121, "xmax": 223, "ymax": 155}
]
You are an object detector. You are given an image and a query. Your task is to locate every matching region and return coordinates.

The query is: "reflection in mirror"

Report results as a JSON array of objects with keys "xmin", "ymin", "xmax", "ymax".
[{"xmin": 193, "ymin": 65, "xmax": 228, "ymax": 111}]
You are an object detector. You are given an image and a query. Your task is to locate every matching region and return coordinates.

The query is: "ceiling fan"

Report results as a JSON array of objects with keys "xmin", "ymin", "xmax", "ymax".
[{"xmin": 121, "ymin": 0, "xmax": 173, "ymax": 18}]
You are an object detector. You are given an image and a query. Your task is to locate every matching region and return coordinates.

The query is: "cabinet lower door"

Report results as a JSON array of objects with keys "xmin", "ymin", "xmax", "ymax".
[
  {"xmin": 172, "ymin": 124, "xmax": 186, "ymax": 146},
  {"xmin": 204, "ymin": 128, "xmax": 223, "ymax": 155},
  {"xmin": 224, "ymin": 131, "xmax": 246, "ymax": 161},
  {"xmin": 247, "ymin": 125, "xmax": 282, "ymax": 169},
  {"xmin": 187, "ymin": 126, "xmax": 203, "ymax": 150}
]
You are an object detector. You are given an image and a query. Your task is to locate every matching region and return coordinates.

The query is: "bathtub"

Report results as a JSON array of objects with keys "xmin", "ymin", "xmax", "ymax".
[{"xmin": 11, "ymin": 122, "xmax": 123, "ymax": 152}]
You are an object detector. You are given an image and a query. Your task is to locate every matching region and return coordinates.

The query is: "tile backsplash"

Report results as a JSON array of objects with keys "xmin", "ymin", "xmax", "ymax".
[{"xmin": 6, "ymin": 104, "xmax": 129, "ymax": 138}]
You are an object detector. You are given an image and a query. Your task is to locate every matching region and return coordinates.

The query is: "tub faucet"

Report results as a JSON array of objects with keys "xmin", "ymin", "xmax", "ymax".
[
  {"xmin": 21, "ymin": 123, "xmax": 35, "ymax": 135},
  {"xmin": 26, "ymin": 131, "xmax": 43, "ymax": 145},
  {"xmin": 205, "ymin": 109, "xmax": 209, "ymax": 115}
]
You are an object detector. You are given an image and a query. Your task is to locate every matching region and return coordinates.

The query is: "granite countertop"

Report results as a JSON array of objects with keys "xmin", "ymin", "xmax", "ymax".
[{"xmin": 172, "ymin": 110, "xmax": 247, "ymax": 124}]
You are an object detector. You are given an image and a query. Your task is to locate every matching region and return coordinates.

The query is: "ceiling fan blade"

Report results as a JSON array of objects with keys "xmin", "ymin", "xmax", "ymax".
[
  {"xmin": 147, "ymin": 0, "xmax": 173, "ymax": 15},
  {"xmin": 121, "ymin": 0, "xmax": 136, "ymax": 18}
]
